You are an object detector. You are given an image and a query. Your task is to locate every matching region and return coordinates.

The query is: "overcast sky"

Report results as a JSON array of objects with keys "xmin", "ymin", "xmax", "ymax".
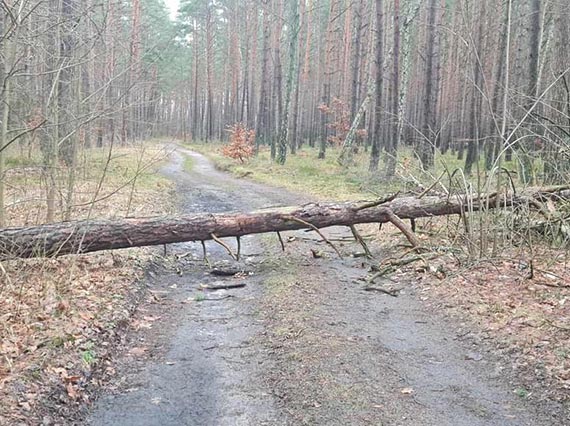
[{"xmin": 164, "ymin": 0, "xmax": 179, "ymax": 20}]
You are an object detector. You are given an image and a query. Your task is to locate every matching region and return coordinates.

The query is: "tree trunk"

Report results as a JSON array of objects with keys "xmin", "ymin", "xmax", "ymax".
[
  {"xmin": 3, "ymin": 186, "xmax": 568, "ymax": 260},
  {"xmin": 420, "ymin": 0, "xmax": 439, "ymax": 169},
  {"xmin": 206, "ymin": 6, "xmax": 215, "ymax": 142},
  {"xmin": 255, "ymin": 1, "xmax": 271, "ymax": 151},
  {"xmin": 318, "ymin": 0, "xmax": 338, "ymax": 160},
  {"xmin": 519, "ymin": 0, "xmax": 542, "ymax": 185},
  {"xmin": 338, "ymin": 86, "xmax": 374, "ymax": 166},
  {"xmin": 276, "ymin": 0, "xmax": 300, "ymax": 165},
  {"xmin": 385, "ymin": 0, "xmax": 401, "ymax": 178},
  {"xmin": 369, "ymin": 0, "xmax": 384, "ymax": 172},
  {"xmin": 464, "ymin": 0, "xmax": 487, "ymax": 176}
]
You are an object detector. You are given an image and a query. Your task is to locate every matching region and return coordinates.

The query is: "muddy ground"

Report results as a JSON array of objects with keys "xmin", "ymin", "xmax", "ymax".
[{"xmin": 86, "ymin": 147, "xmax": 568, "ymax": 425}]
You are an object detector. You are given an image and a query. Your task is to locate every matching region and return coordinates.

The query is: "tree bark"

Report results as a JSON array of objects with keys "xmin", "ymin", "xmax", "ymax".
[
  {"xmin": 420, "ymin": 0, "xmax": 439, "ymax": 169},
  {"xmin": 2, "ymin": 186, "xmax": 568, "ymax": 260},
  {"xmin": 255, "ymin": 1, "xmax": 271, "ymax": 151},
  {"xmin": 276, "ymin": 0, "xmax": 299, "ymax": 165},
  {"xmin": 385, "ymin": 0, "xmax": 401, "ymax": 178},
  {"xmin": 369, "ymin": 0, "xmax": 384, "ymax": 172}
]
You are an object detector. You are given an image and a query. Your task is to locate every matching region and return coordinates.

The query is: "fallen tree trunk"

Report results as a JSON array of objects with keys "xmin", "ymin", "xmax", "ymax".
[{"xmin": 1, "ymin": 185, "xmax": 569, "ymax": 259}]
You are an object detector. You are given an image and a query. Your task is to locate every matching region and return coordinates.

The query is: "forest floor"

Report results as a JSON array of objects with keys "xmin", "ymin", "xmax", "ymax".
[
  {"xmin": 78, "ymin": 145, "xmax": 569, "ymax": 425},
  {"xmin": 0, "ymin": 145, "xmax": 175, "ymax": 425}
]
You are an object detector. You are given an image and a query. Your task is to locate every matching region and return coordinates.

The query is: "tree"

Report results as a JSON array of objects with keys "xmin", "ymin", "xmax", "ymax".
[
  {"xmin": 464, "ymin": 0, "xmax": 487, "ymax": 176},
  {"xmin": 276, "ymin": 0, "xmax": 300, "ymax": 165},
  {"xmin": 369, "ymin": 0, "xmax": 384, "ymax": 172},
  {"xmin": 420, "ymin": 0, "xmax": 440, "ymax": 170},
  {"xmin": 385, "ymin": 0, "xmax": 401, "ymax": 178},
  {"xmin": 318, "ymin": 0, "xmax": 339, "ymax": 160},
  {"xmin": 519, "ymin": 0, "xmax": 542, "ymax": 184},
  {"xmin": 255, "ymin": 0, "xmax": 271, "ymax": 151}
]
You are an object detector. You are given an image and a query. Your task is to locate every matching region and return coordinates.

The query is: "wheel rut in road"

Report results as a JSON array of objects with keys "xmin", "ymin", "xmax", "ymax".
[{"xmin": 88, "ymin": 147, "xmax": 566, "ymax": 426}]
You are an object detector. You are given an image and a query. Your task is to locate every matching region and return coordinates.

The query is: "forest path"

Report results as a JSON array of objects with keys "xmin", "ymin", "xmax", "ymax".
[{"xmin": 87, "ymin": 146, "xmax": 562, "ymax": 426}]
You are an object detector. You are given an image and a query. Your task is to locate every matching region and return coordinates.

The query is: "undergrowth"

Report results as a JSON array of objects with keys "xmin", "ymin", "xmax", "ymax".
[{"xmin": 0, "ymin": 143, "xmax": 174, "ymax": 424}]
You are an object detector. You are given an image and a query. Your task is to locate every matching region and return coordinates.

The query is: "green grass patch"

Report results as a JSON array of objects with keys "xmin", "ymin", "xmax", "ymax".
[
  {"xmin": 187, "ymin": 142, "xmax": 401, "ymax": 200},
  {"xmin": 183, "ymin": 155, "xmax": 194, "ymax": 173},
  {"xmin": 186, "ymin": 140, "xmax": 531, "ymax": 201}
]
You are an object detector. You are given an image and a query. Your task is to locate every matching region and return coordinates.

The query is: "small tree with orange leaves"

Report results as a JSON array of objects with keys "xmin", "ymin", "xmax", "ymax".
[
  {"xmin": 222, "ymin": 123, "xmax": 256, "ymax": 163},
  {"xmin": 318, "ymin": 97, "xmax": 367, "ymax": 147}
]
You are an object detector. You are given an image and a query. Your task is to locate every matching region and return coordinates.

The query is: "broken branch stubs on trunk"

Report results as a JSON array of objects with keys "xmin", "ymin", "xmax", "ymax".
[{"xmin": 1, "ymin": 185, "xmax": 569, "ymax": 259}]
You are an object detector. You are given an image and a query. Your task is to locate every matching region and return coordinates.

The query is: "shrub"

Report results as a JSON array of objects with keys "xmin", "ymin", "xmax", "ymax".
[{"xmin": 222, "ymin": 123, "xmax": 256, "ymax": 163}]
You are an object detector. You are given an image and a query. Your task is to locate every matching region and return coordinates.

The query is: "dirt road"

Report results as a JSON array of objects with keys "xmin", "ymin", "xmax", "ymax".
[{"xmin": 88, "ymin": 147, "xmax": 566, "ymax": 425}]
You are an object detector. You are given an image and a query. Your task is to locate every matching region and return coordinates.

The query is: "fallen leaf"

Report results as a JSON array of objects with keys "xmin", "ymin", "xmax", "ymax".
[
  {"xmin": 64, "ymin": 375, "xmax": 81, "ymax": 384},
  {"xmin": 143, "ymin": 316, "xmax": 160, "ymax": 322},
  {"xmin": 66, "ymin": 382, "xmax": 78, "ymax": 400},
  {"xmin": 18, "ymin": 401, "xmax": 31, "ymax": 411},
  {"xmin": 129, "ymin": 347, "xmax": 147, "ymax": 356}
]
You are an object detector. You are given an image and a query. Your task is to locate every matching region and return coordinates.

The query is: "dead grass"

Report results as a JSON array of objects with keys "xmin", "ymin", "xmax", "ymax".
[
  {"xmin": 5, "ymin": 144, "xmax": 172, "ymax": 227},
  {"xmin": 0, "ymin": 143, "xmax": 174, "ymax": 424}
]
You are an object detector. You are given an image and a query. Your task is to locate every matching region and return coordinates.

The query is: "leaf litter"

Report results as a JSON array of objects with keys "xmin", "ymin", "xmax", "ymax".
[{"xmin": 0, "ymin": 146, "xmax": 173, "ymax": 425}]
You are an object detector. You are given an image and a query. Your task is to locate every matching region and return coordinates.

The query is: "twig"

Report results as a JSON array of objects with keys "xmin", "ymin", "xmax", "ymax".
[
  {"xmin": 201, "ymin": 240, "xmax": 211, "ymax": 268},
  {"xmin": 284, "ymin": 215, "xmax": 343, "ymax": 259},
  {"xmin": 210, "ymin": 233, "xmax": 238, "ymax": 261},
  {"xmin": 533, "ymin": 281, "xmax": 570, "ymax": 289},
  {"xmin": 201, "ymin": 283, "xmax": 246, "ymax": 290},
  {"xmin": 418, "ymin": 171, "xmax": 447, "ymax": 199},
  {"xmin": 202, "ymin": 295, "xmax": 236, "ymax": 301},
  {"xmin": 176, "ymin": 251, "xmax": 193, "ymax": 260},
  {"xmin": 0, "ymin": 118, "xmax": 47, "ymax": 154},
  {"xmin": 236, "ymin": 236, "xmax": 241, "ymax": 261},
  {"xmin": 350, "ymin": 225, "xmax": 372, "ymax": 258},
  {"xmin": 368, "ymin": 253, "xmax": 439, "ymax": 281},
  {"xmin": 385, "ymin": 209, "xmax": 422, "ymax": 248},
  {"xmin": 210, "ymin": 268, "xmax": 248, "ymax": 277},
  {"xmin": 277, "ymin": 232, "xmax": 286, "ymax": 251},
  {"xmin": 363, "ymin": 286, "xmax": 400, "ymax": 297},
  {"xmin": 354, "ymin": 192, "xmax": 400, "ymax": 211},
  {"xmin": 203, "ymin": 345, "xmax": 220, "ymax": 350},
  {"xmin": 544, "ymin": 318, "xmax": 570, "ymax": 332}
]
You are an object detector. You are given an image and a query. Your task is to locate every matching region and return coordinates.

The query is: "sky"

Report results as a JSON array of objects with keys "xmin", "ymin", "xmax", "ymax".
[{"xmin": 164, "ymin": 0, "xmax": 180, "ymax": 20}]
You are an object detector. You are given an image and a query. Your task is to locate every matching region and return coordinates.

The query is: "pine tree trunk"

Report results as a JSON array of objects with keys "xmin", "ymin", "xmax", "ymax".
[
  {"xmin": 385, "ymin": 0, "xmax": 401, "ymax": 178},
  {"xmin": 369, "ymin": 0, "xmax": 384, "ymax": 172},
  {"xmin": 4, "ymin": 186, "xmax": 569, "ymax": 260},
  {"xmin": 277, "ymin": 0, "xmax": 299, "ymax": 165}
]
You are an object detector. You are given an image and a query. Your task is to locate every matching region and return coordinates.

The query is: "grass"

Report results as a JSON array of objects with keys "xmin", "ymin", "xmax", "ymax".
[
  {"xmin": 188, "ymin": 142, "xmax": 400, "ymax": 200},
  {"xmin": 183, "ymin": 155, "xmax": 194, "ymax": 173},
  {"xmin": 186, "ymin": 141, "xmax": 524, "ymax": 201},
  {"xmin": 3, "ymin": 144, "xmax": 173, "ymax": 227},
  {"xmin": 80, "ymin": 145, "xmax": 170, "ymax": 189}
]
